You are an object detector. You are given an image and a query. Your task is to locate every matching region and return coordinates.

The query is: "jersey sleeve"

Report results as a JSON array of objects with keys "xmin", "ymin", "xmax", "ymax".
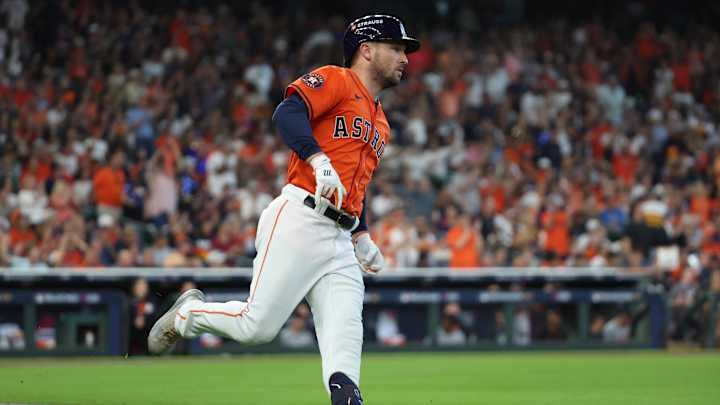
[{"xmin": 284, "ymin": 66, "xmax": 347, "ymax": 120}]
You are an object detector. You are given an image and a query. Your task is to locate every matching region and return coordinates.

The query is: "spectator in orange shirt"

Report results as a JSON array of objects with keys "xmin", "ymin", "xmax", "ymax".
[
  {"xmin": 612, "ymin": 146, "xmax": 639, "ymax": 187},
  {"xmin": 21, "ymin": 154, "xmax": 52, "ymax": 185},
  {"xmin": 445, "ymin": 206, "xmax": 482, "ymax": 269},
  {"xmin": 689, "ymin": 182, "xmax": 711, "ymax": 224},
  {"xmin": 701, "ymin": 221, "xmax": 720, "ymax": 257},
  {"xmin": 92, "ymin": 149, "xmax": 126, "ymax": 221},
  {"xmin": 541, "ymin": 198, "xmax": 570, "ymax": 264},
  {"xmin": 8, "ymin": 214, "xmax": 36, "ymax": 251},
  {"xmin": 0, "ymin": 228, "xmax": 8, "ymax": 266}
]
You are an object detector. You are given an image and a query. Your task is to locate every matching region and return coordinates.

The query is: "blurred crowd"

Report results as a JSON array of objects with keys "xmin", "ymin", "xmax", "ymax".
[{"xmin": 0, "ymin": 0, "xmax": 719, "ymax": 291}]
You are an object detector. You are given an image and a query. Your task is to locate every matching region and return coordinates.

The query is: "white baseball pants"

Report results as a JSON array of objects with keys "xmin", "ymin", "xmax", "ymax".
[{"xmin": 175, "ymin": 184, "xmax": 365, "ymax": 390}]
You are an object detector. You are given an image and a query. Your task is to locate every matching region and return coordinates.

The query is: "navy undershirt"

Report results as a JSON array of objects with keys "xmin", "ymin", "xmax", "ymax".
[
  {"xmin": 271, "ymin": 94, "xmax": 322, "ymax": 161},
  {"xmin": 272, "ymin": 94, "xmax": 368, "ymax": 234},
  {"xmin": 354, "ymin": 196, "xmax": 368, "ymax": 234}
]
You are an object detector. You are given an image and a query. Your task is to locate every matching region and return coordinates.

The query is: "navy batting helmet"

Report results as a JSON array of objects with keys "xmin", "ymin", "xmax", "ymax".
[{"xmin": 343, "ymin": 14, "xmax": 420, "ymax": 67}]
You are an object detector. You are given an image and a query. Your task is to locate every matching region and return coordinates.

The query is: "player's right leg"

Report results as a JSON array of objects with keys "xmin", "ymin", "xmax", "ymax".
[{"xmin": 149, "ymin": 187, "xmax": 337, "ymax": 353}]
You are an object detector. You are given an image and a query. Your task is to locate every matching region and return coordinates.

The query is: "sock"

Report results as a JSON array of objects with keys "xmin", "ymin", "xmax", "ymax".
[{"xmin": 329, "ymin": 372, "xmax": 363, "ymax": 405}]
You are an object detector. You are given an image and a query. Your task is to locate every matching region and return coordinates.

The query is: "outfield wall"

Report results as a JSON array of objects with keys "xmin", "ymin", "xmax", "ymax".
[{"xmin": 0, "ymin": 267, "xmax": 717, "ymax": 356}]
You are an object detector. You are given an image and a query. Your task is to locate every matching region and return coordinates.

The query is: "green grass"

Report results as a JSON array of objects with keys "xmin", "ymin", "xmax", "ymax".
[{"xmin": 1, "ymin": 351, "xmax": 719, "ymax": 404}]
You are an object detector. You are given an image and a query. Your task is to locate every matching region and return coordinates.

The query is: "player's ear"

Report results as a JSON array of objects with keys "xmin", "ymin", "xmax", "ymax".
[{"xmin": 358, "ymin": 42, "xmax": 374, "ymax": 63}]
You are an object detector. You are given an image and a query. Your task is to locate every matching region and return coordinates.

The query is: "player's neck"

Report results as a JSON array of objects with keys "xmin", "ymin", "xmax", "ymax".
[{"xmin": 350, "ymin": 66, "xmax": 381, "ymax": 100}]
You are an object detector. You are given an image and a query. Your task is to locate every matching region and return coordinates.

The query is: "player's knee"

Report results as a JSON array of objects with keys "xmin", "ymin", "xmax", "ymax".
[
  {"xmin": 240, "ymin": 318, "xmax": 280, "ymax": 344},
  {"xmin": 221, "ymin": 315, "xmax": 276, "ymax": 344},
  {"xmin": 329, "ymin": 372, "xmax": 363, "ymax": 405},
  {"xmin": 249, "ymin": 328, "xmax": 278, "ymax": 344}
]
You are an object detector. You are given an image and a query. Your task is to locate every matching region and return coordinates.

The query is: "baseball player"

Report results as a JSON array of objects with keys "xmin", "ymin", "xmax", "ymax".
[{"xmin": 148, "ymin": 14, "xmax": 419, "ymax": 405}]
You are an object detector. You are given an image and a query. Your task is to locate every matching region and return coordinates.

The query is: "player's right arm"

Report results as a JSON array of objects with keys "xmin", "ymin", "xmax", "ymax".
[
  {"xmin": 272, "ymin": 94, "xmax": 345, "ymax": 210},
  {"xmin": 272, "ymin": 94, "xmax": 322, "ymax": 161}
]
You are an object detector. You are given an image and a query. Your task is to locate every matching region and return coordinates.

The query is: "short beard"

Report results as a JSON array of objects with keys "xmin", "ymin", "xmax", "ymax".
[
  {"xmin": 383, "ymin": 71, "xmax": 401, "ymax": 88},
  {"xmin": 373, "ymin": 65, "xmax": 400, "ymax": 90}
]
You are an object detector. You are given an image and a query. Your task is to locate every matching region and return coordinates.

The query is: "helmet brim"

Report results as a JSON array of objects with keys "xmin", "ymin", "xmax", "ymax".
[
  {"xmin": 401, "ymin": 37, "xmax": 421, "ymax": 53},
  {"xmin": 375, "ymin": 37, "xmax": 421, "ymax": 53}
]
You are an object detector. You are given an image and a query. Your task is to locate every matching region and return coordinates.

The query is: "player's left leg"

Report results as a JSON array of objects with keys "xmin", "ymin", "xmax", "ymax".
[{"xmin": 306, "ymin": 233, "xmax": 365, "ymax": 404}]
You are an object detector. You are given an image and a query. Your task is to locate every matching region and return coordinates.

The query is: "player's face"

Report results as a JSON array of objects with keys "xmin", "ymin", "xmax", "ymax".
[{"xmin": 371, "ymin": 42, "xmax": 408, "ymax": 88}]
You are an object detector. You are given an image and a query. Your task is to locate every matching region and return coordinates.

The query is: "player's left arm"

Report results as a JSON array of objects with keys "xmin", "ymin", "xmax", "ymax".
[{"xmin": 352, "ymin": 197, "xmax": 385, "ymax": 273}]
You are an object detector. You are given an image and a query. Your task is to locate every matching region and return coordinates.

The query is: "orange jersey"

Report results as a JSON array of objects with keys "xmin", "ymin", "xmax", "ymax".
[{"xmin": 284, "ymin": 65, "xmax": 390, "ymax": 216}]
